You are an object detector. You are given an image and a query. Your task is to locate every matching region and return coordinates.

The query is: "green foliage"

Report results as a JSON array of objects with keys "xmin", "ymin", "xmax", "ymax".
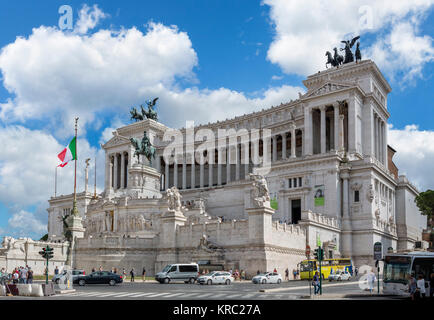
[
  {"xmin": 415, "ymin": 189, "xmax": 434, "ymax": 219},
  {"xmin": 39, "ymin": 234, "xmax": 48, "ymax": 241}
]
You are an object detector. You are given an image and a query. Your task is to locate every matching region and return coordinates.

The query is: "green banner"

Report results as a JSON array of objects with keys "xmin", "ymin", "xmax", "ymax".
[
  {"xmin": 270, "ymin": 197, "xmax": 278, "ymax": 210},
  {"xmin": 314, "ymin": 185, "xmax": 325, "ymax": 206}
]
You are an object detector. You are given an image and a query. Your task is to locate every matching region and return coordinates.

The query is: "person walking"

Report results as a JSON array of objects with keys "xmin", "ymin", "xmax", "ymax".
[
  {"xmin": 409, "ymin": 275, "xmax": 417, "ymax": 300},
  {"xmin": 367, "ymin": 270, "xmax": 376, "ymax": 294},
  {"xmin": 27, "ymin": 268, "xmax": 33, "ymax": 284},
  {"xmin": 285, "ymin": 268, "xmax": 289, "ymax": 281},
  {"xmin": 312, "ymin": 272, "xmax": 320, "ymax": 295},
  {"xmin": 99, "ymin": 265, "xmax": 103, "ymax": 272},
  {"xmin": 122, "ymin": 268, "xmax": 127, "ymax": 280},
  {"xmin": 130, "ymin": 268, "xmax": 135, "ymax": 282},
  {"xmin": 12, "ymin": 268, "xmax": 19, "ymax": 284},
  {"xmin": 22, "ymin": 266, "xmax": 28, "ymax": 284},
  {"xmin": 142, "ymin": 267, "xmax": 146, "ymax": 281},
  {"xmin": 54, "ymin": 266, "xmax": 59, "ymax": 276},
  {"xmin": 241, "ymin": 269, "xmax": 246, "ymax": 281},
  {"xmin": 113, "ymin": 268, "xmax": 118, "ymax": 274},
  {"xmin": 92, "ymin": 267, "xmax": 96, "ymax": 273},
  {"xmin": 355, "ymin": 267, "xmax": 358, "ymax": 277},
  {"xmin": 416, "ymin": 274, "xmax": 426, "ymax": 298},
  {"xmin": 273, "ymin": 268, "xmax": 277, "ymax": 273},
  {"xmin": 293, "ymin": 269, "xmax": 297, "ymax": 280}
]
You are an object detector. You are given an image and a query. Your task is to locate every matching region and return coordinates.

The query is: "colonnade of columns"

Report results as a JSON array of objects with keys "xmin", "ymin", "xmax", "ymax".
[
  {"xmin": 373, "ymin": 112, "xmax": 387, "ymax": 165},
  {"xmin": 305, "ymin": 102, "xmax": 345, "ymax": 155},
  {"xmin": 108, "ymin": 152, "xmax": 129, "ymax": 190},
  {"xmin": 160, "ymin": 126, "xmax": 301, "ymax": 191}
]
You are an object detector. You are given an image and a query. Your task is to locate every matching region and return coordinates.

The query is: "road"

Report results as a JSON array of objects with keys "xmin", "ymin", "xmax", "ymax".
[{"xmin": 1, "ymin": 278, "xmax": 403, "ymax": 300}]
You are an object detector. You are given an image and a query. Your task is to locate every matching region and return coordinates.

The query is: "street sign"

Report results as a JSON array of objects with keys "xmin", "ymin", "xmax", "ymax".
[
  {"xmin": 374, "ymin": 242, "xmax": 383, "ymax": 260},
  {"xmin": 305, "ymin": 245, "xmax": 311, "ymax": 257}
]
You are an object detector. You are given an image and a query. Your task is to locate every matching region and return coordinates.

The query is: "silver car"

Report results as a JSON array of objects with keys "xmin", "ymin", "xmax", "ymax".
[
  {"xmin": 252, "ymin": 272, "xmax": 282, "ymax": 284},
  {"xmin": 155, "ymin": 263, "xmax": 199, "ymax": 284},
  {"xmin": 197, "ymin": 271, "xmax": 234, "ymax": 285}
]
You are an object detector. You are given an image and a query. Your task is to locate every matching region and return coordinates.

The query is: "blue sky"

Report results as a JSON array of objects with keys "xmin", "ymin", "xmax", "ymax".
[{"xmin": 0, "ymin": 0, "xmax": 433, "ymax": 239}]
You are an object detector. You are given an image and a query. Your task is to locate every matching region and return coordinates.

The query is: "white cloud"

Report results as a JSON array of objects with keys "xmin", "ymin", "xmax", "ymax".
[
  {"xmin": 388, "ymin": 124, "xmax": 434, "ymax": 190},
  {"xmin": 75, "ymin": 4, "xmax": 107, "ymax": 34},
  {"xmin": 0, "ymin": 4, "xmax": 303, "ymax": 133},
  {"xmin": 263, "ymin": 0, "xmax": 434, "ymax": 80},
  {"xmin": 0, "ymin": 125, "xmax": 105, "ymax": 208},
  {"xmin": 8, "ymin": 210, "xmax": 47, "ymax": 236}
]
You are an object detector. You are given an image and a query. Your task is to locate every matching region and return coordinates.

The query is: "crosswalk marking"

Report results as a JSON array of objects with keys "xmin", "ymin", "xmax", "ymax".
[
  {"xmin": 113, "ymin": 292, "xmax": 143, "ymax": 298},
  {"xmin": 160, "ymin": 292, "xmax": 184, "ymax": 298},
  {"xmin": 180, "ymin": 292, "xmax": 200, "ymax": 298},
  {"xmin": 77, "ymin": 292, "xmax": 104, "ymax": 297},
  {"xmin": 127, "ymin": 292, "xmax": 157, "ymax": 298},
  {"xmin": 209, "ymin": 293, "xmax": 227, "ymax": 299},
  {"xmin": 146, "ymin": 292, "xmax": 174, "ymax": 298},
  {"xmin": 242, "ymin": 293, "xmax": 255, "ymax": 299},
  {"xmin": 97, "ymin": 292, "xmax": 127, "ymax": 297}
]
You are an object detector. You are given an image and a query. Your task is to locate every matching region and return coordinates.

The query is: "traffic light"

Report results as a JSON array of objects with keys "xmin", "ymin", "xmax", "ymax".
[
  {"xmin": 318, "ymin": 248, "xmax": 324, "ymax": 261},
  {"xmin": 313, "ymin": 248, "xmax": 319, "ymax": 260},
  {"xmin": 39, "ymin": 248, "xmax": 47, "ymax": 258},
  {"xmin": 46, "ymin": 246, "xmax": 54, "ymax": 259}
]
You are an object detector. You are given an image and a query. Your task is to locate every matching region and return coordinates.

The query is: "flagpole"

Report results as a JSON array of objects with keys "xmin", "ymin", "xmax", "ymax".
[
  {"xmin": 93, "ymin": 156, "xmax": 97, "ymax": 199},
  {"xmin": 55, "ymin": 166, "xmax": 57, "ymax": 197},
  {"xmin": 72, "ymin": 117, "xmax": 79, "ymax": 216}
]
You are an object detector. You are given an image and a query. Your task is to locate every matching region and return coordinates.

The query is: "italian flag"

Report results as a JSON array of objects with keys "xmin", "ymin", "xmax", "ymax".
[{"xmin": 57, "ymin": 137, "xmax": 77, "ymax": 167}]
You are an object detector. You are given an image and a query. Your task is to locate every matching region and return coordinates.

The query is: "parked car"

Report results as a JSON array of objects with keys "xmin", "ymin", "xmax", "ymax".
[
  {"xmin": 155, "ymin": 263, "xmax": 199, "ymax": 284},
  {"xmin": 328, "ymin": 271, "xmax": 351, "ymax": 281},
  {"xmin": 73, "ymin": 271, "xmax": 123, "ymax": 286},
  {"xmin": 52, "ymin": 269, "xmax": 85, "ymax": 284},
  {"xmin": 197, "ymin": 271, "xmax": 234, "ymax": 285},
  {"xmin": 252, "ymin": 272, "xmax": 282, "ymax": 284}
]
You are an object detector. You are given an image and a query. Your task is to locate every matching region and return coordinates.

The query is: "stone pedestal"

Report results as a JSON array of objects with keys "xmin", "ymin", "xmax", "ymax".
[
  {"xmin": 128, "ymin": 164, "xmax": 161, "ymax": 198},
  {"xmin": 247, "ymin": 206, "xmax": 274, "ymax": 245},
  {"xmin": 65, "ymin": 215, "xmax": 85, "ymax": 269}
]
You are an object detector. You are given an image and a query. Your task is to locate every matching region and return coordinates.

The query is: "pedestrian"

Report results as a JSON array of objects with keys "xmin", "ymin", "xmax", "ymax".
[
  {"xmin": 241, "ymin": 269, "xmax": 246, "ymax": 281},
  {"xmin": 416, "ymin": 274, "xmax": 426, "ymax": 298},
  {"xmin": 22, "ymin": 266, "xmax": 28, "ymax": 284},
  {"xmin": 113, "ymin": 268, "xmax": 117, "ymax": 274},
  {"xmin": 367, "ymin": 271, "xmax": 376, "ymax": 294},
  {"xmin": 285, "ymin": 268, "xmax": 289, "ymax": 281},
  {"xmin": 99, "ymin": 265, "xmax": 103, "ymax": 272},
  {"xmin": 130, "ymin": 268, "xmax": 135, "ymax": 282},
  {"xmin": 273, "ymin": 268, "xmax": 277, "ymax": 273},
  {"xmin": 409, "ymin": 274, "xmax": 417, "ymax": 300},
  {"xmin": 430, "ymin": 273, "xmax": 434, "ymax": 298},
  {"xmin": 92, "ymin": 267, "xmax": 96, "ymax": 273},
  {"xmin": 312, "ymin": 272, "xmax": 320, "ymax": 295},
  {"xmin": 293, "ymin": 269, "xmax": 297, "ymax": 280},
  {"xmin": 12, "ymin": 269, "xmax": 19, "ymax": 284},
  {"xmin": 142, "ymin": 267, "xmax": 146, "ymax": 281},
  {"xmin": 54, "ymin": 266, "xmax": 59, "ymax": 276},
  {"xmin": 229, "ymin": 269, "xmax": 233, "ymax": 276},
  {"xmin": 27, "ymin": 268, "xmax": 33, "ymax": 284},
  {"xmin": 257, "ymin": 270, "xmax": 260, "ymax": 275},
  {"xmin": 355, "ymin": 267, "xmax": 358, "ymax": 277}
]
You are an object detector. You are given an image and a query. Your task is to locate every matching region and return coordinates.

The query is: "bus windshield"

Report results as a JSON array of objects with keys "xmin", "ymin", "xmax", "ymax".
[
  {"xmin": 383, "ymin": 256, "xmax": 411, "ymax": 284},
  {"xmin": 300, "ymin": 261, "xmax": 315, "ymax": 272}
]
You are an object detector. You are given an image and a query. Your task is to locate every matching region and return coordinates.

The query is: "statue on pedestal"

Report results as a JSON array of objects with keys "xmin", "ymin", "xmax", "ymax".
[
  {"xmin": 130, "ymin": 97, "xmax": 159, "ymax": 122},
  {"xmin": 130, "ymin": 130, "xmax": 156, "ymax": 166},
  {"xmin": 166, "ymin": 186, "xmax": 182, "ymax": 212},
  {"xmin": 249, "ymin": 173, "xmax": 271, "ymax": 208}
]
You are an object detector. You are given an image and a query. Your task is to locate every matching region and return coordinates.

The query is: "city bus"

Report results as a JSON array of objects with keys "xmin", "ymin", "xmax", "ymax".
[
  {"xmin": 299, "ymin": 258, "xmax": 353, "ymax": 280},
  {"xmin": 383, "ymin": 251, "xmax": 434, "ymax": 296}
]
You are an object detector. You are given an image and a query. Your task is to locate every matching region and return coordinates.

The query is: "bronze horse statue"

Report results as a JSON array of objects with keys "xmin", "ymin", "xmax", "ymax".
[
  {"xmin": 325, "ymin": 48, "xmax": 343, "ymax": 68},
  {"xmin": 130, "ymin": 97, "xmax": 159, "ymax": 122}
]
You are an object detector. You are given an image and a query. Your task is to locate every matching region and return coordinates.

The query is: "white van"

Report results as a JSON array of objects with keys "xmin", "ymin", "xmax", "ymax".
[{"xmin": 155, "ymin": 263, "xmax": 199, "ymax": 284}]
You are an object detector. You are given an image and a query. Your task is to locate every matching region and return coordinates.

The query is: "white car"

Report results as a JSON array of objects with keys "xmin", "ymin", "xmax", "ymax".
[
  {"xmin": 197, "ymin": 271, "xmax": 234, "ymax": 285},
  {"xmin": 252, "ymin": 272, "xmax": 282, "ymax": 284},
  {"xmin": 328, "ymin": 271, "xmax": 351, "ymax": 281}
]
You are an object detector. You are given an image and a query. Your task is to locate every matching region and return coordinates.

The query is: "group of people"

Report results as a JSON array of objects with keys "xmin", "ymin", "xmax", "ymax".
[
  {"xmin": 0, "ymin": 266, "xmax": 34, "ymax": 284},
  {"xmin": 284, "ymin": 268, "xmax": 300, "ymax": 281},
  {"xmin": 408, "ymin": 273, "xmax": 434, "ymax": 300},
  {"xmin": 89, "ymin": 266, "xmax": 147, "ymax": 282}
]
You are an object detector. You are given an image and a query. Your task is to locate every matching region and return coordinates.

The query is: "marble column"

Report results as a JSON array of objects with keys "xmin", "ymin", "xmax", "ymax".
[
  {"xmin": 339, "ymin": 114, "xmax": 345, "ymax": 151},
  {"xmin": 334, "ymin": 103, "xmax": 339, "ymax": 151},
  {"xmin": 291, "ymin": 124, "xmax": 296, "ymax": 158},
  {"xmin": 282, "ymin": 133, "xmax": 287, "ymax": 159},
  {"xmin": 191, "ymin": 153, "xmax": 195, "ymax": 189},
  {"xmin": 320, "ymin": 105, "xmax": 326, "ymax": 154},
  {"xmin": 304, "ymin": 107, "xmax": 313, "ymax": 155},
  {"xmin": 105, "ymin": 153, "xmax": 111, "ymax": 192},
  {"xmin": 208, "ymin": 149, "xmax": 214, "ymax": 187},
  {"xmin": 272, "ymin": 136, "xmax": 277, "ymax": 162},
  {"xmin": 217, "ymin": 148, "xmax": 222, "ymax": 185},
  {"xmin": 383, "ymin": 120, "xmax": 388, "ymax": 168},
  {"xmin": 110, "ymin": 157, "xmax": 113, "ymax": 189},
  {"xmin": 113, "ymin": 153, "xmax": 118, "ymax": 190},
  {"xmin": 235, "ymin": 143, "xmax": 240, "ymax": 180},
  {"xmin": 120, "ymin": 152, "xmax": 125, "ymax": 189},
  {"xmin": 173, "ymin": 159, "xmax": 178, "ymax": 189},
  {"xmin": 165, "ymin": 160, "xmax": 169, "ymax": 189},
  {"xmin": 341, "ymin": 167, "xmax": 353, "ymax": 259},
  {"xmin": 200, "ymin": 154, "xmax": 204, "ymax": 188},
  {"xmin": 182, "ymin": 155, "xmax": 187, "ymax": 190},
  {"xmin": 226, "ymin": 144, "xmax": 231, "ymax": 183}
]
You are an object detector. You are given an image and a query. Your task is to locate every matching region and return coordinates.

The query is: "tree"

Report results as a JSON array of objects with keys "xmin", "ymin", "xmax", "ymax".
[
  {"xmin": 415, "ymin": 189, "xmax": 434, "ymax": 228},
  {"xmin": 39, "ymin": 234, "xmax": 48, "ymax": 241}
]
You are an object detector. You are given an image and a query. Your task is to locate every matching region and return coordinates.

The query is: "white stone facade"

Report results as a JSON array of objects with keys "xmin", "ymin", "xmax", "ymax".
[{"xmin": 44, "ymin": 60, "xmax": 427, "ymax": 276}]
